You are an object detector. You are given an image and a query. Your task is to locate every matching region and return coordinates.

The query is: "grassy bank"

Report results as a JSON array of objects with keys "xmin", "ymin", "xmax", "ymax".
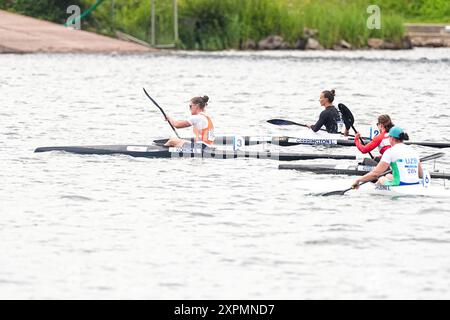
[
  {"xmin": 81, "ymin": 0, "xmax": 408, "ymax": 50},
  {"xmin": 378, "ymin": 0, "xmax": 450, "ymax": 23},
  {"xmin": 1, "ymin": 0, "xmax": 449, "ymax": 50}
]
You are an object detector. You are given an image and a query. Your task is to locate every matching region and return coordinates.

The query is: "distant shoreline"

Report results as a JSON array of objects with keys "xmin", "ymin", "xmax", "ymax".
[{"xmin": 1, "ymin": 9, "xmax": 449, "ymax": 55}]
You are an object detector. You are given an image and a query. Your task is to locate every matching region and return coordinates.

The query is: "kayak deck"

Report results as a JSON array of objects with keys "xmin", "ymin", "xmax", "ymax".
[
  {"xmin": 34, "ymin": 144, "xmax": 358, "ymax": 161},
  {"xmin": 279, "ymin": 163, "xmax": 450, "ymax": 180},
  {"xmin": 153, "ymin": 135, "xmax": 355, "ymax": 147},
  {"xmin": 157, "ymin": 135, "xmax": 450, "ymax": 148}
]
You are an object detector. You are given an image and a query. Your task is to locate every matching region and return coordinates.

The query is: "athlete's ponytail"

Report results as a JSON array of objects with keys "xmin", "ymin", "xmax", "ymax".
[
  {"xmin": 191, "ymin": 95, "xmax": 209, "ymax": 109},
  {"xmin": 398, "ymin": 132, "xmax": 410, "ymax": 142},
  {"xmin": 322, "ymin": 89, "xmax": 336, "ymax": 103}
]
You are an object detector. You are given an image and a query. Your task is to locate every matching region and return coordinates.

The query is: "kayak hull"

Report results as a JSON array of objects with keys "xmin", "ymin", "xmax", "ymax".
[
  {"xmin": 153, "ymin": 134, "xmax": 354, "ymax": 147},
  {"xmin": 153, "ymin": 134, "xmax": 450, "ymax": 149},
  {"xmin": 34, "ymin": 145, "xmax": 357, "ymax": 161},
  {"xmin": 177, "ymin": 135, "xmax": 450, "ymax": 149},
  {"xmin": 352, "ymin": 183, "xmax": 450, "ymax": 198},
  {"xmin": 279, "ymin": 163, "xmax": 450, "ymax": 180}
]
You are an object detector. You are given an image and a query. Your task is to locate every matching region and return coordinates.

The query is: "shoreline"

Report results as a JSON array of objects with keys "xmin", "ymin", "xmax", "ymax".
[
  {"xmin": 1, "ymin": 9, "xmax": 449, "ymax": 55},
  {"xmin": 2, "ymin": 47, "xmax": 449, "ymax": 57}
]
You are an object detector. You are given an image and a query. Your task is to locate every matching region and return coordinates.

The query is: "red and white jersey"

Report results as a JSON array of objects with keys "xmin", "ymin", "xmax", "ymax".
[{"xmin": 355, "ymin": 130, "xmax": 391, "ymax": 155}]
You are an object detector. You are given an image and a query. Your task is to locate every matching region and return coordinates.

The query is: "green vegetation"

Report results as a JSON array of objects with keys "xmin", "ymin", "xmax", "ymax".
[
  {"xmin": 145, "ymin": 0, "xmax": 408, "ymax": 50},
  {"xmin": 0, "ymin": 0, "xmax": 82, "ymax": 22},
  {"xmin": 1, "ymin": 0, "xmax": 449, "ymax": 50},
  {"xmin": 377, "ymin": 0, "xmax": 450, "ymax": 23}
]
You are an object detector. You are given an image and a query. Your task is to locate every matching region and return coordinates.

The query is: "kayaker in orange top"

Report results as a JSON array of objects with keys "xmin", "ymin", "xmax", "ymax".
[{"xmin": 164, "ymin": 95, "xmax": 215, "ymax": 150}]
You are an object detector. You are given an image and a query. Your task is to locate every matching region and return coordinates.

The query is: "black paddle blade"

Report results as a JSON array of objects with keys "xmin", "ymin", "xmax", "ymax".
[
  {"xmin": 267, "ymin": 119, "xmax": 298, "ymax": 126},
  {"xmin": 338, "ymin": 103, "xmax": 355, "ymax": 127},
  {"xmin": 321, "ymin": 183, "xmax": 359, "ymax": 196},
  {"xmin": 153, "ymin": 139, "xmax": 169, "ymax": 146},
  {"xmin": 321, "ymin": 188, "xmax": 351, "ymax": 197}
]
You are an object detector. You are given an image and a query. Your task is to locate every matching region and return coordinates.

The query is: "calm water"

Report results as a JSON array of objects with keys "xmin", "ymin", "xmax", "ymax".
[{"xmin": 1, "ymin": 49, "xmax": 450, "ymax": 299}]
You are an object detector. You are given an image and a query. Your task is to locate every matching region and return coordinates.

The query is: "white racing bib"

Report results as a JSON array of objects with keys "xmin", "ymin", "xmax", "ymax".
[
  {"xmin": 369, "ymin": 125, "xmax": 381, "ymax": 140},
  {"xmin": 422, "ymin": 169, "xmax": 431, "ymax": 188},
  {"xmin": 207, "ymin": 129, "xmax": 215, "ymax": 142},
  {"xmin": 337, "ymin": 120, "xmax": 345, "ymax": 133}
]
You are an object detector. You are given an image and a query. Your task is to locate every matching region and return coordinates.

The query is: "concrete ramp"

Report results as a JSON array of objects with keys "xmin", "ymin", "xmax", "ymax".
[
  {"xmin": 405, "ymin": 23, "xmax": 450, "ymax": 47},
  {"xmin": 0, "ymin": 10, "xmax": 154, "ymax": 53}
]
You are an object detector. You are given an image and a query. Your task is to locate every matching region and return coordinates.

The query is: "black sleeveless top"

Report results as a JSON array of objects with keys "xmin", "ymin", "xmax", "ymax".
[{"xmin": 310, "ymin": 106, "xmax": 342, "ymax": 133}]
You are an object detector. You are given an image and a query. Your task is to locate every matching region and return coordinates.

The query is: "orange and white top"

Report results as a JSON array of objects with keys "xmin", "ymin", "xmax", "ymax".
[{"xmin": 189, "ymin": 112, "xmax": 215, "ymax": 146}]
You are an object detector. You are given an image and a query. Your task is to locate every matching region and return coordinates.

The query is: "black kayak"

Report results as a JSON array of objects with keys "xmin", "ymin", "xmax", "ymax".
[
  {"xmin": 153, "ymin": 136, "xmax": 356, "ymax": 147},
  {"xmin": 279, "ymin": 163, "xmax": 450, "ymax": 180},
  {"xmin": 34, "ymin": 144, "xmax": 358, "ymax": 161},
  {"xmin": 154, "ymin": 136, "xmax": 450, "ymax": 149}
]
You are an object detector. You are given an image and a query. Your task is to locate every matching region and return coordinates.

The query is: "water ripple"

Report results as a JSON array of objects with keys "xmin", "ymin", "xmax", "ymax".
[{"xmin": 1, "ymin": 49, "xmax": 450, "ymax": 299}]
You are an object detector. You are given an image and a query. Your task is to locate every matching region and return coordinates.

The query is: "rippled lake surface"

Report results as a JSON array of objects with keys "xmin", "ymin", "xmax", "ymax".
[{"xmin": 1, "ymin": 49, "xmax": 450, "ymax": 299}]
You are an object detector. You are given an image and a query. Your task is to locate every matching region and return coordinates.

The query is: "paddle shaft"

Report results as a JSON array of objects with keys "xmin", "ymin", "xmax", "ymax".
[
  {"xmin": 334, "ymin": 169, "xmax": 393, "ymax": 196},
  {"xmin": 267, "ymin": 119, "xmax": 365, "ymax": 139},
  {"xmin": 143, "ymin": 88, "xmax": 180, "ymax": 138},
  {"xmin": 351, "ymin": 124, "xmax": 375, "ymax": 159}
]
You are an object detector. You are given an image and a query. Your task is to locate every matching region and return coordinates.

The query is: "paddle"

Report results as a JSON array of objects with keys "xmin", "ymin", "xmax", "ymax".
[
  {"xmin": 267, "ymin": 119, "xmax": 370, "ymax": 140},
  {"xmin": 268, "ymin": 119, "xmax": 450, "ymax": 149},
  {"xmin": 321, "ymin": 152, "xmax": 445, "ymax": 197},
  {"xmin": 338, "ymin": 103, "xmax": 374, "ymax": 159},
  {"xmin": 267, "ymin": 119, "xmax": 310, "ymax": 128},
  {"xmin": 405, "ymin": 141, "xmax": 450, "ymax": 149},
  {"xmin": 143, "ymin": 88, "xmax": 180, "ymax": 138}
]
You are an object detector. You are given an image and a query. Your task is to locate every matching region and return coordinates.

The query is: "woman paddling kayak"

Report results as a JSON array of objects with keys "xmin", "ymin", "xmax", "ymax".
[
  {"xmin": 164, "ymin": 95, "xmax": 215, "ymax": 150},
  {"xmin": 355, "ymin": 114, "xmax": 394, "ymax": 166},
  {"xmin": 352, "ymin": 126, "xmax": 423, "ymax": 189},
  {"xmin": 307, "ymin": 89, "xmax": 348, "ymax": 135},
  {"xmin": 355, "ymin": 114, "xmax": 394, "ymax": 156}
]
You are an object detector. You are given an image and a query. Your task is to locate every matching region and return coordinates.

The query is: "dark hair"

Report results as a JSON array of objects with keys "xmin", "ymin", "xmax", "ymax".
[
  {"xmin": 378, "ymin": 114, "xmax": 394, "ymax": 132},
  {"xmin": 191, "ymin": 96, "xmax": 209, "ymax": 109},
  {"xmin": 397, "ymin": 132, "xmax": 410, "ymax": 142},
  {"xmin": 322, "ymin": 89, "xmax": 336, "ymax": 103}
]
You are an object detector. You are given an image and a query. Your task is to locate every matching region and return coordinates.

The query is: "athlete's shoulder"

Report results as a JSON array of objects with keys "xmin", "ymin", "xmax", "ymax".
[
  {"xmin": 383, "ymin": 146, "xmax": 394, "ymax": 155},
  {"xmin": 188, "ymin": 114, "xmax": 203, "ymax": 124},
  {"xmin": 380, "ymin": 146, "xmax": 394, "ymax": 161}
]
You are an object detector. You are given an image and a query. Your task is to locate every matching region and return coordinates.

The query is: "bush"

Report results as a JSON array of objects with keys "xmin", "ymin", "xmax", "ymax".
[{"xmin": 178, "ymin": 0, "xmax": 407, "ymax": 49}]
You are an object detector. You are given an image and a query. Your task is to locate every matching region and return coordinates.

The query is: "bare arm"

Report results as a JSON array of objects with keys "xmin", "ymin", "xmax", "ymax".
[
  {"xmin": 418, "ymin": 162, "xmax": 423, "ymax": 178},
  {"xmin": 352, "ymin": 161, "xmax": 390, "ymax": 188},
  {"xmin": 167, "ymin": 117, "xmax": 191, "ymax": 129},
  {"xmin": 355, "ymin": 132, "xmax": 382, "ymax": 154}
]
